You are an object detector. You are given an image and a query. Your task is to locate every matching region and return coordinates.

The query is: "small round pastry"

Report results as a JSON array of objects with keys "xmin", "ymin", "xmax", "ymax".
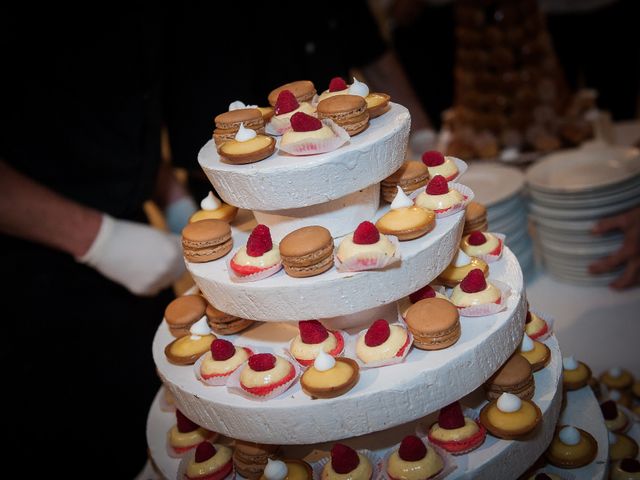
[
  {"xmin": 165, "ymin": 319, "xmax": 216, "ymax": 366},
  {"xmin": 182, "ymin": 219, "xmax": 233, "ymax": 263},
  {"xmin": 376, "ymin": 187, "xmax": 436, "ymax": 241},
  {"xmin": 260, "ymin": 458, "xmax": 313, "ymax": 480},
  {"xmin": 601, "ymin": 400, "xmax": 630, "ymax": 433},
  {"xmin": 199, "ymin": 339, "xmax": 252, "ymax": 382},
  {"xmin": 381, "ymin": 161, "xmax": 430, "ymax": 202},
  {"xmin": 365, "ymin": 92, "xmax": 391, "ymax": 119},
  {"xmin": 317, "ymin": 76, "xmax": 350, "ymax": 103},
  {"xmin": 600, "ymin": 367, "xmax": 634, "ymax": 391},
  {"xmin": 415, "ymin": 175, "xmax": 465, "ymax": 213},
  {"xmin": 609, "ymin": 388, "xmax": 633, "ymax": 408},
  {"xmin": 437, "ymin": 249, "xmax": 489, "ymax": 288},
  {"xmin": 322, "ymin": 443, "xmax": 372, "ymax": 480},
  {"xmin": 484, "ymin": 353, "xmax": 535, "ymax": 400},
  {"xmin": 450, "ymin": 269, "xmax": 502, "ymax": 309},
  {"xmin": 279, "ymin": 225, "xmax": 334, "ymax": 278},
  {"xmin": 545, "ymin": 425, "xmax": 598, "ymax": 469},
  {"xmin": 460, "ymin": 231, "xmax": 502, "ymax": 257},
  {"xmin": 316, "ymin": 94, "xmax": 369, "ymax": 136},
  {"xmin": 337, "ymin": 221, "xmax": 397, "ymax": 268},
  {"xmin": 168, "ymin": 410, "xmax": 217, "ymax": 457},
  {"xmin": 404, "ymin": 298, "xmax": 461, "ymax": 350},
  {"xmin": 165, "ymin": 294, "xmax": 208, "ymax": 338},
  {"xmin": 421, "ymin": 150, "xmax": 459, "ymax": 181},
  {"xmin": 239, "ymin": 353, "xmax": 296, "ymax": 398},
  {"xmin": 213, "ymin": 108, "xmax": 265, "ymax": 146},
  {"xmin": 218, "ymin": 123, "xmax": 276, "ymax": 165},
  {"xmin": 301, "ymin": 351, "xmax": 359, "ymax": 399},
  {"xmin": 190, "ymin": 191, "xmax": 238, "ymax": 224},
  {"xmin": 356, "ymin": 319, "xmax": 411, "ymax": 364},
  {"xmin": 280, "ymin": 112, "xmax": 342, "ymax": 153},
  {"xmin": 289, "ymin": 319, "xmax": 344, "ymax": 366},
  {"xmin": 428, "ymin": 402, "xmax": 486, "ymax": 455},
  {"xmin": 205, "ymin": 303, "xmax": 255, "ymax": 335},
  {"xmin": 518, "ymin": 333, "xmax": 551, "ymax": 372},
  {"xmin": 233, "ymin": 441, "xmax": 281, "ymax": 480},
  {"xmin": 609, "ymin": 431, "xmax": 639, "ymax": 462},
  {"xmin": 272, "ymin": 90, "xmax": 316, "ymax": 120},
  {"xmin": 386, "ymin": 435, "xmax": 444, "ymax": 480},
  {"xmin": 463, "ymin": 201, "xmax": 488, "ymax": 234},
  {"xmin": 562, "ymin": 356, "xmax": 592, "ymax": 391},
  {"xmin": 184, "ymin": 441, "xmax": 233, "ymax": 480},
  {"xmin": 268, "ymin": 80, "xmax": 316, "ymax": 106},
  {"xmin": 524, "ymin": 310, "xmax": 549, "ymax": 340},
  {"xmin": 610, "ymin": 458, "xmax": 640, "ymax": 480},
  {"xmin": 480, "ymin": 392, "xmax": 542, "ymax": 440},
  {"xmin": 230, "ymin": 224, "xmax": 281, "ymax": 278}
]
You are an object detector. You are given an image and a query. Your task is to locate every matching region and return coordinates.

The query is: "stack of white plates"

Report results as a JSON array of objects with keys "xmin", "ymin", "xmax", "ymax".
[
  {"xmin": 461, "ymin": 162, "xmax": 534, "ymax": 277},
  {"xmin": 526, "ymin": 142, "xmax": 640, "ymax": 285}
]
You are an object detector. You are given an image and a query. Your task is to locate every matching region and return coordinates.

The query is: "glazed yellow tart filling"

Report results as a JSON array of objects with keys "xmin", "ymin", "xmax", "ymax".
[
  {"xmin": 426, "ymin": 158, "xmax": 458, "ymax": 180},
  {"xmin": 337, "ymin": 233, "xmax": 396, "ymax": 261},
  {"xmin": 387, "ymin": 447, "xmax": 443, "ymax": 480},
  {"xmin": 190, "ymin": 204, "xmax": 237, "ymax": 222},
  {"xmin": 376, "ymin": 207, "xmax": 433, "ymax": 231},
  {"xmin": 485, "ymin": 402, "xmax": 538, "ymax": 432},
  {"xmin": 200, "ymin": 348, "xmax": 250, "ymax": 376},
  {"xmin": 548, "ymin": 435, "xmax": 591, "ymax": 461},
  {"xmin": 291, "ymin": 333, "xmax": 338, "ymax": 361},
  {"xmin": 461, "ymin": 233, "xmax": 500, "ymax": 256},
  {"xmin": 169, "ymin": 335, "xmax": 215, "ymax": 357},
  {"xmin": 563, "ymin": 363, "xmax": 590, "ymax": 383},
  {"xmin": 281, "ymin": 125, "xmax": 335, "ymax": 146},
  {"xmin": 415, "ymin": 188, "xmax": 463, "ymax": 211},
  {"xmin": 606, "ymin": 413, "xmax": 628, "ymax": 432},
  {"xmin": 220, "ymin": 135, "xmax": 273, "ymax": 154},
  {"xmin": 169, "ymin": 426, "xmax": 211, "ymax": 448},
  {"xmin": 439, "ymin": 257, "xmax": 487, "ymax": 283},
  {"xmin": 519, "ymin": 342, "xmax": 548, "ymax": 365},
  {"xmin": 321, "ymin": 453, "xmax": 372, "ymax": 480},
  {"xmin": 240, "ymin": 356, "xmax": 291, "ymax": 388},
  {"xmin": 303, "ymin": 361, "xmax": 354, "ymax": 388},
  {"xmin": 186, "ymin": 444, "xmax": 232, "ymax": 478},
  {"xmin": 233, "ymin": 246, "xmax": 281, "ymax": 268},
  {"xmin": 283, "ymin": 461, "xmax": 312, "ymax": 480},
  {"xmin": 356, "ymin": 325, "xmax": 408, "ymax": 363},
  {"xmin": 430, "ymin": 418, "xmax": 479, "ymax": 442},
  {"xmin": 450, "ymin": 283, "xmax": 501, "ymax": 307},
  {"xmin": 365, "ymin": 93, "xmax": 388, "ymax": 108}
]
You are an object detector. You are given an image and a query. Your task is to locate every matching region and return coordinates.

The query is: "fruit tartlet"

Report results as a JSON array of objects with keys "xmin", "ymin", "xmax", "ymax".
[
  {"xmin": 518, "ymin": 333, "xmax": 551, "ymax": 372},
  {"xmin": 179, "ymin": 441, "xmax": 234, "ymax": 480},
  {"xmin": 376, "ymin": 187, "xmax": 436, "ymax": 241},
  {"xmin": 336, "ymin": 221, "xmax": 399, "ymax": 272},
  {"xmin": 260, "ymin": 458, "xmax": 313, "ymax": 480},
  {"xmin": 301, "ymin": 350, "xmax": 359, "ymax": 399},
  {"xmin": 600, "ymin": 367, "xmax": 634, "ymax": 391},
  {"xmin": 218, "ymin": 123, "xmax": 276, "ymax": 165},
  {"xmin": 460, "ymin": 231, "xmax": 504, "ymax": 262},
  {"xmin": 229, "ymin": 224, "xmax": 282, "ymax": 281},
  {"xmin": 280, "ymin": 112, "xmax": 349, "ymax": 156},
  {"xmin": 289, "ymin": 320, "xmax": 345, "ymax": 367},
  {"xmin": 428, "ymin": 402, "xmax": 486, "ymax": 455},
  {"xmin": 480, "ymin": 392, "xmax": 542, "ymax": 440},
  {"xmin": 168, "ymin": 410, "xmax": 217, "ymax": 458},
  {"xmin": 236, "ymin": 353, "xmax": 297, "ymax": 400},
  {"xmin": 321, "ymin": 443, "xmax": 373, "ymax": 480},
  {"xmin": 545, "ymin": 425, "xmax": 598, "ymax": 469},
  {"xmin": 196, "ymin": 339, "xmax": 253, "ymax": 386},
  {"xmin": 437, "ymin": 249, "xmax": 489, "ymax": 288},
  {"xmin": 414, "ymin": 175, "xmax": 472, "ymax": 217},
  {"xmin": 268, "ymin": 89, "xmax": 316, "ymax": 135},
  {"xmin": 609, "ymin": 431, "xmax": 639, "ymax": 462},
  {"xmin": 421, "ymin": 150, "xmax": 462, "ymax": 181},
  {"xmin": 190, "ymin": 191, "xmax": 239, "ymax": 224},
  {"xmin": 354, "ymin": 318, "xmax": 411, "ymax": 367},
  {"xmin": 450, "ymin": 269, "xmax": 507, "ymax": 316},
  {"xmin": 562, "ymin": 356, "xmax": 591, "ymax": 391},
  {"xmin": 386, "ymin": 435, "xmax": 444, "ymax": 480},
  {"xmin": 165, "ymin": 317, "xmax": 216, "ymax": 366},
  {"xmin": 525, "ymin": 310, "xmax": 550, "ymax": 340}
]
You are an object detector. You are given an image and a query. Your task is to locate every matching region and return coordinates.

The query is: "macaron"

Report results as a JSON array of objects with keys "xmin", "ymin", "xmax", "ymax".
[
  {"xmin": 279, "ymin": 226, "xmax": 334, "ymax": 278},
  {"xmin": 213, "ymin": 108, "xmax": 265, "ymax": 146},
  {"xmin": 381, "ymin": 161, "xmax": 430, "ymax": 202},
  {"xmin": 404, "ymin": 298, "xmax": 461, "ymax": 350},
  {"xmin": 181, "ymin": 219, "xmax": 233, "ymax": 263},
  {"xmin": 268, "ymin": 80, "xmax": 316, "ymax": 106},
  {"xmin": 463, "ymin": 201, "xmax": 488, "ymax": 234},
  {"xmin": 205, "ymin": 303, "xmax": 256, "ymax": 335},
  {"xmin": 164, "ymin": 294, "xmax": 208, "ymax": 338},
  {"xmin": 484, "ymin": 353, "xmax": 535, "ymax": 401},
  {"xmin": 316, "ymin": 94, "xmax": 370, "ymax": 136}
]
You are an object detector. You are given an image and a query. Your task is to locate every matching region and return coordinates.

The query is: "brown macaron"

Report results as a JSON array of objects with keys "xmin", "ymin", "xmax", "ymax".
[
  {"xmin": 233, "ymin": 441, "xmax": 280, "ymax": 479},
  {"xmin": 279, "ymin": 225, "xmax": 334, "ymax": 278},
  {"xmin": 181, "ymin": 219, "xmax": 233, "ymax": 263},
  {"xmin": 381, "ymin": 161, "xmax": 430, "ymax": 202},
  {"xmin": 268, "ymin": 80, "xmax": 316, "ymax": 106},
  {"xmin": 205, "ymin": 303, "xmax": 255, "ymax": 335},
  {"xmin": 213, "ymin": 108, "xmax": 265, "ymax": 146},
  {"xmin": 484, "ymin": 353, "xmax": 535, "ymax": 401},
  {"xmin": 164, "ymin": 294, "xmax": 208, "ymax": 337},
  {"xmin": 316, "ymin": 94, "xmax": 370, "ymax": 136},
  {"xmin": 464, "ymin": 201, "xmax": 488, "ymax": 234},
  {"xmin": 404, "ymin": 298, "xmax": 461, "ymax": 350}
]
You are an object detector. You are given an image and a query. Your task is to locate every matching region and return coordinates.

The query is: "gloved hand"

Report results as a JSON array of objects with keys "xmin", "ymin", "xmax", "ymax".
[
  {"xmin": 78, "ymin": 214, "xmax": 186, "ymax": 296},
  {"xmin": 164, "ymin": 196, "xmax": 198, "ymax": 235}
]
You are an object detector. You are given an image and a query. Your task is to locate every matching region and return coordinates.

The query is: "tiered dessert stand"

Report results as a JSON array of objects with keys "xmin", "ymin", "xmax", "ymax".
[{"xmin": 146, "ymin": 103, "xmax": 606, "ymax": 479}]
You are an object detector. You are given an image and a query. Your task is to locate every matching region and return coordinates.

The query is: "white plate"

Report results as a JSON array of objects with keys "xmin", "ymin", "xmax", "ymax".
[
  {"xmin": 529, "ymin": 195, "xmax": 640, "ymax": 220},
  {"xmin": 529, "ymin": 179, "xmax": 640, "ymax": 209},
  {"xmin": 487, "ymin": 197, "xmax": 527, "ymax": 222},
  {"xmin": 529, "ymin": 215, "xmax": 596, "ymax": 232},
  {"xmin": 461, "ymin": 162, "xmax": 525, "ymax": 206}
]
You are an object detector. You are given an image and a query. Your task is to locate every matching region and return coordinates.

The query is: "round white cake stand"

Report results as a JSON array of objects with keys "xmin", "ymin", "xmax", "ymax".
[{"xmin": 198, "ymin": 103, "xmax": 410, "ymax": 211}]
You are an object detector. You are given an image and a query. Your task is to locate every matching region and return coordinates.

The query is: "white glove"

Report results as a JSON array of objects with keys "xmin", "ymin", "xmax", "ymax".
[
  {"xmin": 408, "ymin": 127, "xmax": 438, "ymax": 158},
  {"xmin": 78, "ymin": 214, "xmax": 186, "ymax": 296},
  {"xmin": 164, "ymin": 196, "xmax": 198, "ymax": 234}
]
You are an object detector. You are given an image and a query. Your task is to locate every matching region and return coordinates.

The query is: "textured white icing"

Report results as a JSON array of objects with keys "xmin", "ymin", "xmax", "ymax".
[
  {"xmin": 201, "ymin": 191, "xmax": 222, "ymax": 211},
  {"xmin": 453, "ymin": 249, "xmax": 472, "ymax": 267},
  {"xmin": 314, "ymin": 350, "xmax": 336, "ymax": 372},
  {"xmin": 348, "ymin": 77, "xmax": 369, "ymax": 97},
  {"xmin": 497, "ymin": 393, "xmax": 522, "ymax": 413},
  {"xmin": 520, "ymin": 333, "xmax": 534, "ymax": 352},
  {"xmin": 235, "ymin": 123, "xmax": 257, "ymax": 142},
  {"xmin": 390, "ymin": 186, "xmax": 413, "ymax": 210},
  {"xmin": 563, "ymin": 356, "xmax": 578, "ymax": 371},
  {"xmin": 264, "ymin": 459, "xmax": 288, "ymax": 480},
  {"xmin": 559, "ymin": 426, "xmax": 581, "ymax": 446}
]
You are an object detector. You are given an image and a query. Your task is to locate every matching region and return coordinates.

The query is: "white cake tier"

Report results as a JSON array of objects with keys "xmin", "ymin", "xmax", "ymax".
[
  {"xmin": 188, "ymin": 208, "xmax": 464, "ymax": 323},
  {"xmin": 147, "ymin": 336, "xmax": 561, "ymax": 480},
  {"xmin": 155, "ymin": 248, "xmax": 525, "ymax": 445},
  {"xmin": 198, "ymin": 103, "xmax": 410, "ymax": 211}
]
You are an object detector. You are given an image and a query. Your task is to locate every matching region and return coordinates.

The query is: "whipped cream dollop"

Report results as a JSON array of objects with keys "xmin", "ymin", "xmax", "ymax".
[
  {"xmin": 390, "ymin": 186, "xmax": 413, "ymax": 210},
  {"xmin": 235, "ymin": 122, "xmax": 257, "ymax": 142},
  {"xmin": 348, "ymin": 77, "xmax": 369, "ymax": 97},
  {"xmin": 609, "ymin": 367, "xmax": 622, "ymax": 378},
  {"xmin": 497, "ymin": 392, "xmax": 521, "ymax": 413},
  {"xmin": 314, "ymin": 349, "xmax": 336, "ymax": 372},
  {"xmin": 500, "ymin": 147, "xmax": 520, "ymax": 162},
  {"xmin": 520, "ymin": 333, "xmax": 534, "ymax": 352},
  {"xmin": 563, "ymin": 356, "xmax": 578, "ymax": 371},
  {"xmin": 229, "ymin": 100, "xmax": 258, "ymax": 111},
  {"xmin": 452, "ymin": 249, "xmax": 472, "ymax": 267},
  {"xmin": 201, "ymin": 191, "xmax": 222, "ymax": 211},
  {"xmin": 263, "ymin": 458, "xmax": 288, "ymax": 480},
  {"xmin": 190, "ymin": 315, "xmax": 211, "ymax": 339},
  {"xmin": 609, "ymin": 431, "xmax": 618, "ymax": 445},
  {"xmin": 559, "ymin": 426, "xmax": 581, "ymax": 446},
  {"xmin": 609, "ymin": 389, "xmax": 621, "ymax": 401}
]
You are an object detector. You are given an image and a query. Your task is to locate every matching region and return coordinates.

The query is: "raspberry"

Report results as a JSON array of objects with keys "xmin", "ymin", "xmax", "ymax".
[
  {"xmin": 364, "ymin": 319, "xmax": 391, "ymax": 347},
  {"xmin": 525, "ymin": 311, "xmax": 532, "ymax": 324},
  {"xmin": 460, "ymin": 269, "xmax": 487, "ymax": 293},
  {"xmin": 398, "ymin": 435, "xmax": 427, "ymax": 462},
  {"xmin": 176, "ymin": 409, "xmax": 199, "ymax": 433},
  {"xmin": 409, "ymin": 285, "xmax": 436, "ymax": 303},
  {"xmin": 299, "ymin": 319, "xmax": 329, "ymax": 344},
  {"xmin": 290, "ymin": 112, "xmax": 322, "ymax": 132},
  {"xmin": 329, "ymin": 77, "xmax": 348, "ymax": 92},
  {"xmin": 353, "ymin": 221, "xmax": 380, "ymax": 245},
  {"xmin": 275, "ymin": 89, "xmax": 299, "ymax": 116},
  {"xmin": 621, "ymin": 459, "xmax": 640, "ymax": 473},
  {"xmin": 426, "ymin": 175, "xmax": 449, "ymax": 195},
  {"xmin": 467, "ymin": 231, "xmax": 487, "ymax": 246},
  {"xmin": 248, "ymin": 353, "xmax": 276, "ymax": 372},
  {"xmin": 246, "ymin": 224, "xmax": 273, "ymax": 257},
  {"xmin": 211, "ymin": 339, "xmax": 236, "ymax": 361},
  {"xmin": 331, "ymin": 443, "xmax": 360, "ymax": 474},
  {"xmin": 600, "ymin": 400, "xmax": 618, "ymax": 420},
  {"xmin": 438, "ymin": 402, "xmax": 465, "ymax": 429},
  {"xmin": 195, "ymin": 441, "xmax": 217, "ymax": 463},
  {"xmin": 421, "ymin": 150, "xmax": 445, "ymax": 167}
]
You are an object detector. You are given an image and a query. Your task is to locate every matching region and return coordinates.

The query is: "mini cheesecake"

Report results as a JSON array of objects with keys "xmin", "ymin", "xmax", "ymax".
[
  {"xmin": 169, "ymin": 410, "xmax": 217, "ymax": 456},
  {"xmin": 200, "ymin": 339, "xmax": 252, "ymax": 381},
  {"xmin": 450, "ymin": 269, "xmax": 501, "ymax": 309},
  {"xmin": 185, "ymin": 442, "xmax": 233, "ymax": 480},
  {"xmin": 415, "ymin": 175, "xmax": 464, "ymax": 212},
  {"xmin": 428, "ymin": 402, "xmax": 486, "ymax": 455},
  {"xmin": 289, "ymin": 320, "xmax": 344, "ymax": 367},
  {"xmin": 421, "ymin": 151, "xmax": 459, "ymax": 181},
  {"xmin": 525, "ymin": 311, "xmax": 549, "ymax": 340},
  {"xmin": 240, "ymin": 353, "xmax": 296, "ymax": 398},
  {"xmin": 322, "ymin": 444, "xmax": 372, "ymax": 480},
  {"xmin": 356, "ymin": 320, "xmax": 410, "ymax": 364},
  {"xmin": 460, "ymin": 231, "xmax": 502, "ymax": 257},
  {"xmin": 386, "ymin": 435, "xmax": 443, "ymax": 480}
]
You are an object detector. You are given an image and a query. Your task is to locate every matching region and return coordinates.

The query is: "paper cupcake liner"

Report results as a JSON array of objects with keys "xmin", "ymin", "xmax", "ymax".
[
  {"xmin": 177, "ymin": 449, "xmax": 236, "ymax": 480},
  {"xmin": 194, "ymin": 346, "xmax": 254, "ymax": 387},
  {"xmin": 265, "ymin": 115, "xmax": 292, "ymax": 136},
  {"xmin": 397, "ymin": 286, "xmax": 449, "ymax": 320},
  {"xmin": 410, "ymin": 183, "xmax": 475, "ymax": 218},
  {"xmin": 456, "ymin": 280, "xmax": 511, "ymax": 317},
  {"xmin": 469, "ymin": 233, "xmax": 506, "ymax": 264},
  {"xmin": 345, "ymin": 324, "xmax": 413, "ymax": 369},
  {"xmin": 335, "ymin": 236, "xmax": 402, "ymax": 273},
  {"xmin": 379, "ymin": 440, "xmax": 457, "ymax": 480},
  {"xmin": 159, "ymin": 385, "xmax": 177, "ymax": 413},
  {"xmin": 448, "ymin": 157, "xmax": 468, "ymax": 182},
  {"xmin": 278, "ymin": 119, "xmax": 350, "ymax": 156},
  {"xmin": 286, "ymin": 330, "xmax": 347, "ymax": 368},
  {"xmin": 312, "ymin": 448, "xmax": 383, "ymax": 480},
  {"xmin": 166, "ymin": 430, "xmax": 219, "ymax": 460},
  {"xmin": 227, "ymin": 256, "xmax": 283, "ymax": 283},
  {"xmin": 529, "ymin": 309, "xmax": 555, "ymax": 341},
  {"xmin": 419, "ymin": 408, "xmax": 487, "ymax": 457}
]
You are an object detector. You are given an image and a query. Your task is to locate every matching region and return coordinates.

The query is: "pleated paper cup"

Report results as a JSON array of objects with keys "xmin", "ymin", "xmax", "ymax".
[
  {"xmin": 278, "ymin": 120, "xmax": 350, "ymax": 156},
  {"xmin": 286, "ymin": 330, "xmax": 347, "ymax": 368},
  {"xmin": 345, "ymin": 324, "xmax": 413, "ymax": 369},
  {"xmin": 469, "ymin": 233, "xmax": 506, "ymax": 264},
  {"xmin": 194, "ymin": 346, "xmax": 254, "ymax": 387},
  {"xmin": 411, "ymin": 183, "xmax": 475, "ymax": 218},
  {"xmin": 456, "ymin": 280, "xmax": 511, "ymax": 317},
  {"xmin": 227, "ymin": 254, "xmax": 283, "ymax": 283},
  {"xmin": 335, "ymin": 236, "xmax": 402, "ymax": 273},
  {"xmin": 529, "ymin": 309, "xmax": 555, "ymax": 341},
  {"xmin": 448, "ymin": 157, "xmax": 468, "ymax": 182}
]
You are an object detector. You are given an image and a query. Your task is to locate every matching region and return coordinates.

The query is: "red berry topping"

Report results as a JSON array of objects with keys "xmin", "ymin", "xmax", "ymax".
[
  {"xmin": 275, "ymin": 89, "xmax": 299, "ymax": 116},
  {"xmin": 291, "ymin": 111, "xmax": 322, "ymax": 132},
  {"xmin": 438, "ymin": 402, "xmax": 466, "ymax": 429},
  {"xmin": 460, "ymin": 269, "xmax": 487, "ymax": 293},
  {"xmin": 299, "ymin": 319, "xmax": 329, "ymax": 344},
  {"xmin": 248, "ymin": 353, "xmax": 276, "ymax": 372},
  {"xmin": 621, "ymin": 459, "xmax": 640, "ymax": 473},
  {"xmin": 176, "ymin": 410, "xmax": 199, "ymax": 433},
  {"xmin": 600, "ymin": 400, "xmax": 618, "ymax": 420},
  {"xmin": 329, "ymin": 76, "xmax": 348, "ymax": 92},
  {"xmin": 195, "ymin": 441, "xmax": 217, "ymax": 463},
  {"xmin": 421, "ymin": 150, "xmax": 446, "ymax": 167},
  {"xmin": 246, "ymin": 224, "xmax": 273, "ymax": 257},
  {"xmin": 353, "ymin": 221, "xmax": 380, "ymax": 245},
  {"xmin": 398, "ymin": 435, "xmax": 427, "ymax": 462},
  {"xmin": 426, "ymin": 175, "xmax": 449, "ymax": 195},
  {"xmin": 211, "ymin": 339, "xmax": 236, "ymax": 361},
  {"xmin": 525, "ymin": 311, "xmax": 532, "ymax": 324},
  {"xmin": 409, "ymin": 285, "xmax": 436, "ymax": 303},
  {"xmin": 365, "ymin": 319, "xmax": 391, "ymax": 347},
  {"xmin": 331, "ymin": 443, "xmax": 360, "ymax": 474},
  {"xmin": 467, "ymin": 231, "xmax": 487, "ymax": 246}
]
